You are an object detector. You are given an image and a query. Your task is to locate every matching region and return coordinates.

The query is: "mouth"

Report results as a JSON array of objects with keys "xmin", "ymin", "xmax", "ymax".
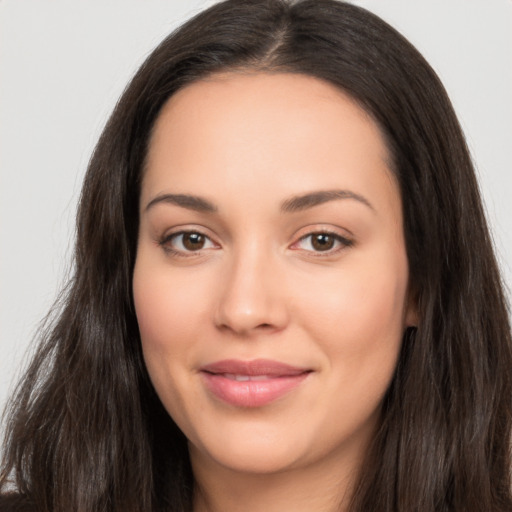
[{"xmin": 199, "ymin": 359, "xmax": 312, "ymax": 408}]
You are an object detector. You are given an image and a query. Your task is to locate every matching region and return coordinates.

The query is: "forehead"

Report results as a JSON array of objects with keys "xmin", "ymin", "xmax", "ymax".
[{"xmin": 142, "ymin": 72, "xmax": 399, "ymax": 218}]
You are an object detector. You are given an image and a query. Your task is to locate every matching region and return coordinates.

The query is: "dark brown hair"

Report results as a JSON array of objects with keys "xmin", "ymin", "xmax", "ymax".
[{"xmin": 1, "ymin": 1, "xmax": 511, "ymax": 510}]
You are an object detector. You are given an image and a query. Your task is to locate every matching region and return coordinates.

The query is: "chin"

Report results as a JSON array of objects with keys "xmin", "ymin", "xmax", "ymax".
[
  {"xmin": 188, "ymin": 425, "xmax": 310, "ymax": 475},
  {"xmin": 198, "ymin": 447, "xmax": 302, "ymax": 475}
]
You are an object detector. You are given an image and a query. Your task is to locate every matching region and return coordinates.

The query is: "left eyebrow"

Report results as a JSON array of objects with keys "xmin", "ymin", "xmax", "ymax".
[{"xmin": 280, "ymin": 189, "xmax": 375, "ymax": 213}]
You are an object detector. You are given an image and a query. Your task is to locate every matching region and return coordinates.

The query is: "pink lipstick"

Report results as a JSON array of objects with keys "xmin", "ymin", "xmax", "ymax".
[{"xmin": 200, "ymin": 359, "xmax": 311, "ymax": 408}]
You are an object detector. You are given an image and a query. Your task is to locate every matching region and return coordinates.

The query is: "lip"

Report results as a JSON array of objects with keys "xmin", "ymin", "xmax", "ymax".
[{"xmin": 200, "ymin": 359, "xmax": 312, "ymax": 408}]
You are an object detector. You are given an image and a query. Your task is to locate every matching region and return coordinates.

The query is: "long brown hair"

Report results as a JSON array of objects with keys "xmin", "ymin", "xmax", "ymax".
[{"xmin": 1, "ymin": 1, "xmax": 511, "ymax": 510}]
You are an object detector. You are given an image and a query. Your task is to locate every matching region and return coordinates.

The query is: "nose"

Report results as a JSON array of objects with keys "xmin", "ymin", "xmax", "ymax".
[{"xmin": 214, "ymin": 244, "xmax": 289, "ymax": 336}]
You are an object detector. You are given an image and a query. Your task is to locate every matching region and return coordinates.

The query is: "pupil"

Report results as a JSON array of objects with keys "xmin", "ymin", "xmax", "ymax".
[
  {"xmin": 183, "ymin": 233, "xmax": 205, "ymax": 250},
  {"xmin": 312, "ymin": 234, "xmax": 334, "ymax": 251}
]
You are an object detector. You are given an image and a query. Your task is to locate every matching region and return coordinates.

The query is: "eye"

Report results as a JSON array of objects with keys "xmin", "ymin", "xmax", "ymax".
[
  {"xmin": 160, "ymin": 231, "xmax": 217, "ymax": 255},
  {"xmin": 293, "ymin": 231, "xmax": 352, "ymax": 254}
]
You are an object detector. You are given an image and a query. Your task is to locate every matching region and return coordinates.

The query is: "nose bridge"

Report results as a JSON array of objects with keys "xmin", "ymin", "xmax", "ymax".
[{"xmin": 214, "ymin": 236, "xmax": 288, "ymax": 334}]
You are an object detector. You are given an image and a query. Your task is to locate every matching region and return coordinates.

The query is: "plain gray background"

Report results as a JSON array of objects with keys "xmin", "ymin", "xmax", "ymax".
[{"xmin": 1, "ymin": 0, "xmax": 511, "ymax": 419}]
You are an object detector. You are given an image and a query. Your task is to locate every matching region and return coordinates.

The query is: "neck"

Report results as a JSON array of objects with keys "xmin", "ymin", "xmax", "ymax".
[{"xmin": 190, "ymin": 443, "xmax": 364, "ymax": 512}]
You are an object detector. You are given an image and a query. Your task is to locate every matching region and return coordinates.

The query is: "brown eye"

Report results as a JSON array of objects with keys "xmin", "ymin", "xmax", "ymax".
[
  {"xmin": 311, "ymin": 233, "xmax": 336, "ymax": 251},
  {"xmin": 182, "ymin": 232, "xmax": 206, "ymax": 251},
  {"xmin": 293, "ymin": 231, "xmax": 352, "ymax": 254},
  {"xmin": 162, "ymin": 231, "xmax": 217, "ymax": 254}
]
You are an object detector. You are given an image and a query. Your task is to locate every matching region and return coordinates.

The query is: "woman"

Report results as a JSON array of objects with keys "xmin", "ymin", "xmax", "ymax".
[{"xmin": 1, "ymin": 1, "xmax": 511, "ymax": 511}]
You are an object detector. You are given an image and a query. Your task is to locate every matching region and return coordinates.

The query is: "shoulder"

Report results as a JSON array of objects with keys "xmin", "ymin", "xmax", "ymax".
[{"xmin": 0, "ymin": 494, "xmax": 36, "ymax": 512}]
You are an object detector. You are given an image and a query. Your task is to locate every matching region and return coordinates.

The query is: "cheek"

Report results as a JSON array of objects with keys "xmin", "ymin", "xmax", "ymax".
[
  {"xmin": 132, "ymin": 261, "xmax": 214, "ymax": 428},
  {"xmin": 297, "ymin": 253, "xmax": 409, "ymax": 446},
  {"xmin": 132, "ymin": 259, "xmax": 212, "ymax": 402},
  {"xmin": 338, "ymin": 270, "xmax": 406, "ymax": 343},
  {"xmin": 133, "ymin": 263, "xmax": 209, "ymax": 351},
  {"xmin": 294, "ymin": 247, "xmax": 408, "ymax": 383}
]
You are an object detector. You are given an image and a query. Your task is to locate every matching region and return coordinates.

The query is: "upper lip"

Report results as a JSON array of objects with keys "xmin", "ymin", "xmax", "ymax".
[{"xmin": 200, "ymin": 359, "xmax": 311, "ymax": 377}]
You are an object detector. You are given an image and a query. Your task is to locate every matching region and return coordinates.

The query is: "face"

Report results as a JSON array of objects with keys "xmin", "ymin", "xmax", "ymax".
[{"xmin": 133, "ymin": 72, "xmax": 416, "ymax": 477}]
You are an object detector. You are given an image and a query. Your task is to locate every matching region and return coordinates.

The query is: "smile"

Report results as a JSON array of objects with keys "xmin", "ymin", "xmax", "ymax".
[{"xmin": 200, "ymin": 359, "xmax": 312, "ymax": 408}]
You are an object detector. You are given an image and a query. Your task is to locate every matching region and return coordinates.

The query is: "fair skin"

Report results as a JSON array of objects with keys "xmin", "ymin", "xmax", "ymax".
[{"xmin": 133, "ymin": 72, "xmax": 416, "ymax": 512}]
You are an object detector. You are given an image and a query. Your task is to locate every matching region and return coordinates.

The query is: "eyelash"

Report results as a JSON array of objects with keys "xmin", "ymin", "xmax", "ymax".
[{"xmin": 158, "ymin": 229, "xmax": 353, "ymax": 258}]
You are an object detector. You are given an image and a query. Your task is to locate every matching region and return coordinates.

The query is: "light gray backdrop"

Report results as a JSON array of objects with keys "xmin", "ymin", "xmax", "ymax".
[{"xmin": 1, "ymin": 0, "xmax": 511, "ymax": 420}]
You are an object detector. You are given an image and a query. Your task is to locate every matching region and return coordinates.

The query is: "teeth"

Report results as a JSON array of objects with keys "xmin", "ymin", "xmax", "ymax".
[{"xmin": 223, "ymin": 374, "xmax": 271, "ymax": 381}]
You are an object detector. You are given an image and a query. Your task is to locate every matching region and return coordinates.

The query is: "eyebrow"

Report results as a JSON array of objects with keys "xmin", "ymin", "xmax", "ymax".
[
  {"xmin": 280, "ymin": 189, "xmax": 375, "ymax": 213},
  {"xmin": 144, "ymin": 189, "xmax": 374, "ymax": 214},
  {"xmin": 145, "ymin": 193, "xmax": 218, "ymax": 213}
]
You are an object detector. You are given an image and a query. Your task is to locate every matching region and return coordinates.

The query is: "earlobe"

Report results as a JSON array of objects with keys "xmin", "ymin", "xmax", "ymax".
[
  {"xmin": 404, "ymin": 288, "xmax": 419, "ymax": 328},
  {"xmin": 405, "ymin": 308, "xmax": 419, "ymax": 328}
]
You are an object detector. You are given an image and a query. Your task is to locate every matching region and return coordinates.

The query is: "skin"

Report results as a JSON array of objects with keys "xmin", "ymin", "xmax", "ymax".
[{"xmin": 133, "ymin": 72, "xmax": 417, "ymax": 512}]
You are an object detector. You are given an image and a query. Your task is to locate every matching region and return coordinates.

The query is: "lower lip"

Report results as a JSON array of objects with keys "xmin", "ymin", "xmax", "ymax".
[{"xmin": 201, "ymin": 372, "xmax": 310, "ymax": 408}]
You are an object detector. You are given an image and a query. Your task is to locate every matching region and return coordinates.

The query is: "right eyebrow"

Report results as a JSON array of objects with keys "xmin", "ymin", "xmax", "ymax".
[{"xmin": 144, "ymin": 193, "xmax": 218, "ymax": 213}]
